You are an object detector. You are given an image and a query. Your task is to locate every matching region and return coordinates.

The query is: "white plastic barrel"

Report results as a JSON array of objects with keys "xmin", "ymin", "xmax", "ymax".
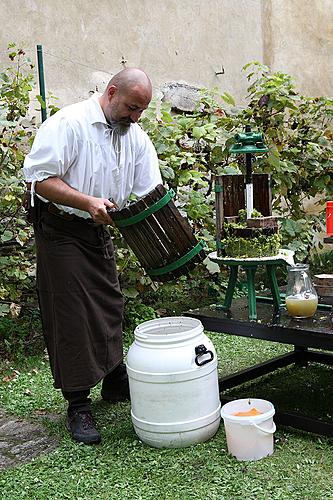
[
  {"xmin": 221, "ymin": 398, "xmax": 276, "ymax": 461},
  {"xmin": 126, "ymin": 317, "xmax": 221, "ymax": 448}
]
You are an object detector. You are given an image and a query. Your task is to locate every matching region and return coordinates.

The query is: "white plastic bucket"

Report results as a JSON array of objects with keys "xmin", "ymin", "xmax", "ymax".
[
  {"xmin": 221, "ymin": 398, "xmax": 276, "ymax": 461},
  {"xmin": 126, "ymin": 317, "xmax": 221, "ymax": 448}
]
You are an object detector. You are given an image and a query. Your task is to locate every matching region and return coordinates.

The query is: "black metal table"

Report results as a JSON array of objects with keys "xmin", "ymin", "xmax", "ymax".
[{"xmin": 185, "ymin": 298, "xmax": 333, "ymax": 436}]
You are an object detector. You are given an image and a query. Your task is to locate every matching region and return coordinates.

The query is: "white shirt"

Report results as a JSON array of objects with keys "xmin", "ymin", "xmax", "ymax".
[{"xmin": 23, "ymin": 94, "xmax": 162, "ymax": 218}]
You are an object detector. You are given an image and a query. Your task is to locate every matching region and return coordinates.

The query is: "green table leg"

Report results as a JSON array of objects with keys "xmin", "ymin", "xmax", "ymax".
[
  {"xmin": 221, "ymin": 265, "xmax": 239, "ymax": 310},
  {"xmin": 266, "ymin": 264, "xmax": 281, "ymax": 313},
  {"xmin": 245, "ymin": 266, "xmax": 257, "ymax": 321}
]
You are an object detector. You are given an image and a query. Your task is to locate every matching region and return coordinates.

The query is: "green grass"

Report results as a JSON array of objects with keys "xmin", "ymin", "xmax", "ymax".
[{"xmin": 1, "ymin": 334, "xmax": 333, "ymax": 499}]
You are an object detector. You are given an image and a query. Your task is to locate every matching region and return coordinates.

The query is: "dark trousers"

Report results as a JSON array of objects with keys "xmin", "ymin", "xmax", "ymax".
[
  {"xmin": 34, "ymin": 198, "xmax": 124, "ymax": 391},
  {"xmin": 62, "ymin": 389, "xmax": 91, "ymax": 414},
  {"xmin": 62, "ymin": 365, "xmax": 123, "ymax": 413}
]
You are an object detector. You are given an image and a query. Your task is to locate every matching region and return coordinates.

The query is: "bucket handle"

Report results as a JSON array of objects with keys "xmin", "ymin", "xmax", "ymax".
[
  {"xmin": 253, "ymin": 421, "xmax": 276, "ymax": 435},
  {"xmin": 195, "ymin": 344, "xmax": 214, "ymax": 366}
]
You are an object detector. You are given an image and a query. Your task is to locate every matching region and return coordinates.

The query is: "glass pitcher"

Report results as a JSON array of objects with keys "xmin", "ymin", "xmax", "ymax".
[{"xmin": 285, "ymin": 264, "xmax": 318, "ymax": 318}]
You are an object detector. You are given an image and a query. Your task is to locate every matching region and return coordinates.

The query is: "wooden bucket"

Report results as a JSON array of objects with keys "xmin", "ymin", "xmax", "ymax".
[{"xmin": 111, "ymin": 184, "xmax": 206, "ymax": 282}]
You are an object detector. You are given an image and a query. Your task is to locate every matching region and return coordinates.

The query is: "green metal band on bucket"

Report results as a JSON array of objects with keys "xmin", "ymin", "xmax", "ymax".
[
  {"xmin": 214, "ymin": 185, "xmax": 223, "ymax": 193},
  {"xmin": 115, "ymin": 189, "xmax": 176, "ymax": 228},
  {"xmin": 147, "ymin": 240, "xmax": 206, "ymax": 276}
]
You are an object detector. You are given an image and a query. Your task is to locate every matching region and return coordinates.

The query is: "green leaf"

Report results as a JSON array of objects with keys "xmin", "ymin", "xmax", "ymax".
[
  {"xmin": 0, "ymin": 303, "xmax": 10, "ymax": 317},
  {"xmin": 204, "ymin": 257, "xmax": 220, "ymax": 274},
  {"xmin": 0, "ymin": 72, "xmax": 9, "ymax": 82},
  {"xmin": 267, "ymin": 153, "xmax": 280, "ymax": 169},
  {"xmin": 36, "ymin": 94, "xmax": 46, "ymax": 109},
  {"xmin": 221, "ymin": 92, "xmax": 235, "ymax": 106},
  {"xmin": 0, "ymin": 119, "xmax": 16, "ymax": 127},
  {"xmin": 192, "ymin": 126, "xmax": 206, "ymax": 139},
  {"xmin": 159, "ymin": 163, "xmax": 175, "ymax": 180},
  {"xmin": 122, "ymin": 287, "xmax": 139, "ymax": 298},
  {"xmin": 1, "ymin": 230, "xmax": 14, "ymax": 242},
  {"xmin": 161, "ymin": 110, "xmax": 173, "ymax": 123}
]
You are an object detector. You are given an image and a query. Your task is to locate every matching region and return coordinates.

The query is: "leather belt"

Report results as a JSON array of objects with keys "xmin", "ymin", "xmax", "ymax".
[
  {"xmin": 47, "ymin": 203, "xmax": 77, "ymax": 221},
  {"xmin": 43, "ymin": 201, "xmax": 102, "ymax": 226}
]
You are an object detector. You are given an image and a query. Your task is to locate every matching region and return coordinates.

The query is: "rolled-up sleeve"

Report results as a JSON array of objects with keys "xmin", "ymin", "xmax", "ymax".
[
  {"xmin": 23, "ymin": 115, "xmax": 77, "ymax": 201},
  {"xmin": 132, "ymin": 131, "xmax": 162, "ymax": 198}
]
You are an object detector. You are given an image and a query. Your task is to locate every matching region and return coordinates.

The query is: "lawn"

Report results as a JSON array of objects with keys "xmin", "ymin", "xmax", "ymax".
[{"xmin": 1, "ymin": 332, "xmax": 333, "ymax": 499}]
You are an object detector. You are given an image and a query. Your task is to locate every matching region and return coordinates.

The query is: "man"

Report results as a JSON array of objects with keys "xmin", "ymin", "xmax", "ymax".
[{"xmin": 23, "ymin": 68, "xmax": 162, "ymax": 444}]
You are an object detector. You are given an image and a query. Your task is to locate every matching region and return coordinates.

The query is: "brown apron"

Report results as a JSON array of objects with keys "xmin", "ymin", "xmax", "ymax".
[{"xmin": 34, "ymin": 201, "xmax": 124, "ymax": 391}]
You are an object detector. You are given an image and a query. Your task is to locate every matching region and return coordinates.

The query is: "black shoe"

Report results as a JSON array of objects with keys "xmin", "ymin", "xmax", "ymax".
[
  {"xmin": 101, "ymin": 363, "xmax": 130, "ymax": 402},
  {"xmin": 66, "ymin": 410, "xmax": 101, "ymax": 444}
]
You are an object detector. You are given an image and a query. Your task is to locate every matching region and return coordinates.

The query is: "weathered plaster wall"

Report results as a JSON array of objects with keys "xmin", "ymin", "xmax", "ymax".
[
  {"xmin": 262, "ymin": 0, "xmax": 333, "ymax": 97},
  {"xmin": 1, "ymin": 0, "xmax": 263, "ymax": 108},
  {"xmin": 1, "ymin": 0, "xmax": 332, "ymax": 113}
]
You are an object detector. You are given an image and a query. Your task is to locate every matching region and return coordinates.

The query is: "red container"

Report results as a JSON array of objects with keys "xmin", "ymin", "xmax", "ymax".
[{"xmin": 326, "ymin": 201, "xmax": 333, "ymax": 236}]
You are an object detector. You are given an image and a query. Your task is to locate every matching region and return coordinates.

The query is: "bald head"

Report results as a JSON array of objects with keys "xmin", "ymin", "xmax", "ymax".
[
  {"xmin": 107, "ymin": 68, "xmax": 152, "ymax": 99},
  {"xmin": 100, "ymin": 68, "xmax": 153, "ymax": 127}
]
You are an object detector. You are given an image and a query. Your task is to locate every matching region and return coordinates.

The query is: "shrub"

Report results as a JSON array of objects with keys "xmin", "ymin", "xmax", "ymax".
[{"xmin": 0, "ymin": 44, "xmax": 37, "ymax": 317}]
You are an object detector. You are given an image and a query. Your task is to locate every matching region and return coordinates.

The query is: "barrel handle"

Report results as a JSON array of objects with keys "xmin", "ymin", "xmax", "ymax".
[
  {"xmin": 253, "ymin": 421, "xmax": 276, "ymax": 434},
  {"xmin": 195, "ymin": 344, "xmax": 214, "ymax": 366}
]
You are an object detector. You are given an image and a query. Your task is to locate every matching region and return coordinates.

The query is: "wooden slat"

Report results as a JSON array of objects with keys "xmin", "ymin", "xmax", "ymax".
[
  {"xmin": 127, "ymin": 199, "xmax": 164, "ymax": 270},
  {"xmin": 154, "ymin": 185, "xmax": 203, "ymax": 278},
  {"xmin": 146, "ymin": 188, "xmax": 185, "ymax": 281},
  {"xmin": 112, "ymin": 184, "xmax": 205, "ymax": 281},
  {"xmin": 155, "ymin": 185, "xmax": 197, "ymax": 249},
  {"xmin": 219, "ymin": 174, "xmax": 271, "ymax": 217},
  {"xmin": 222, "ymin": 175, "xmax": 245, "ymax": 216},
  {"xmin": 153, "ymin": 185, "xmax": 193, "ymax": 279},
  {"xmin": 114, "ymin": 204, "xmax": 159, "ymax": 270},
  {"xmin": 253, "ymin": 173, "xmax": 272, "ymax": 216},
  {"xmin": 112, "ymin": 206, "xmax": 151, "ymax": 267},
  {"xmin": 145, "ymin": 189, "xmax": 181, "ymax": 260}
]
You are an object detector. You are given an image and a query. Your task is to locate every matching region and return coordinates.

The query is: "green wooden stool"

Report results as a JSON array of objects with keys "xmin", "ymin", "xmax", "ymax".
[{"xmin": 209, "ymin": 251, "xmax": 295, "ymax": 321}]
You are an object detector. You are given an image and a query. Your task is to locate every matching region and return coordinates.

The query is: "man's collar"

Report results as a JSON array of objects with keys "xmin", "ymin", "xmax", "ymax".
[
  {"xmin": 88, "ymin": 93, "xmax": 108, "ymax": 126},
  {"xmin": 87, "ymin": 93, "xmax": 137, "ymax": 133}
]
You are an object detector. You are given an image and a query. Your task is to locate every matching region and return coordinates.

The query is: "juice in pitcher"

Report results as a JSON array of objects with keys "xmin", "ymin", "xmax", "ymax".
[
  {"xmin": 285, "ymin": 264, "xmax": 318, "ymax": 319},
  {"xmin": 285, "ymin": 294, "xmax": 318, "ymax": 318}
]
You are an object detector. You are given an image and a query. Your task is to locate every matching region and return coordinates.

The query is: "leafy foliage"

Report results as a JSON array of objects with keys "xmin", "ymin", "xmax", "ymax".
[
  {"xmin": 0, "ymin": 308, "xmax": 42, "ymax": 360},
  {"xmin": 141, "ymin": 62, "xmax": 332, "ymax": 263},
  {"xmin": 310, "ymin": 248, "xmax": 333, "ymax": 275},
  {"xmin": 241, "ymin": 62, "xmax": 332, "ymax": 258},
  {"xmin": 222, "ymin": 233, "xmax": 281, "ymax": 259},
  {"xmin": 1, "ymin": 49, "xmax": 332, "ymax": 357},
  {"xmin": 0, "ymin": 44, "xmax": 36, "ymax": 316}
]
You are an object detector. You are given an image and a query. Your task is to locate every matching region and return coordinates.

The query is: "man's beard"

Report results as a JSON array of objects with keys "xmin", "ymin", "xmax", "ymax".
[
  {"xmin": 108, "ymin": 119, "xmax": 131, "ymax": 135},
  {"xmin": 116, "ymin": 121, "xmax": 131, "ymax": 135}
]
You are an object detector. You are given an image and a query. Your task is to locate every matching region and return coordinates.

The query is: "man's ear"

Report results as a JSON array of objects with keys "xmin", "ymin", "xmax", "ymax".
[{"xmin": 107, "ymin": 85, "xmax": 117, "ymax": 100}]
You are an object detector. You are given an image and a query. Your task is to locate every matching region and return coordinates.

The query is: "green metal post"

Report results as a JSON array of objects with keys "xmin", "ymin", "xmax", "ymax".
[
  {"xmin": 245, "ymin": 265, "xmax": 258, "ymax": 321},
  {"xmin": 218, "ymin": 265, "xmax": 238, "ymax": 311},
  {"xmin": 266, "ymin": 264, "xmax": 282, "ymax": 313},
  {"xmin": 37, "ymin": 44, "xmax": 47, "ymax": 122}
]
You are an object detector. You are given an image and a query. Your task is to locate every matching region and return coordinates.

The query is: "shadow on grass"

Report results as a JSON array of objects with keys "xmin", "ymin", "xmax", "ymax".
[{"xmin": 224, "ymin": 362, "xmax": 333, "ymax": 423}]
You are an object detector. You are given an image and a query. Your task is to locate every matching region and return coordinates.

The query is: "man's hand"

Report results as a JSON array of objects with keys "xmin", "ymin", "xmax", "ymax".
[
  {"xmin": 36, "ymin": 177, "xmax": 118, "ymax": 225},
  {"xmin": 86, "ymin": 197, "xmax": 117, "ymax": 225}
]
